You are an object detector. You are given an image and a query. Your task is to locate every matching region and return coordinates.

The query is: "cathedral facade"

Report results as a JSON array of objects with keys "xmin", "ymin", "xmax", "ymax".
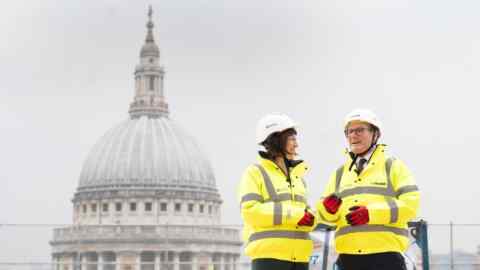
[{"xmin": 50, "ymin": 7, "xmax": 242, "ymax": 270}]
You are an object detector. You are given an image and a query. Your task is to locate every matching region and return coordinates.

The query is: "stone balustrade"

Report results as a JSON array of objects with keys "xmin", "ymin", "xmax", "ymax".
[{"xmin": 52, "ymin": 225, "xmax": 241, "ymax": 245}]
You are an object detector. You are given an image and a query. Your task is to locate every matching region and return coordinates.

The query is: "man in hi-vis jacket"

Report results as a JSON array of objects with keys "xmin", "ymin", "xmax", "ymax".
[{"xmin": 317, "ymin": 109, "xmax": 420, "ymax": 270}]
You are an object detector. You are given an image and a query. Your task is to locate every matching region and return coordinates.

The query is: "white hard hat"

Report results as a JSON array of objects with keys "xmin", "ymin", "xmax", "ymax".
[
  {"xmin": 256, "ymin": 114, "xmax": 296, "ymax": 145},
  {"xmin": 344, "ymin": 109, "xmax": 382, "ymax": 131}
]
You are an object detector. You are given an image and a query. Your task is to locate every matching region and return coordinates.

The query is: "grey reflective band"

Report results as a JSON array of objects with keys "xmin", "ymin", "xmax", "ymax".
[
  {"xmin": 336, "ymin": 157, "xmax": 396, "ymax": 195},
  {"xmin": 241, "ymin": 193, "xmax": 264, "ymax": 204},
  {"xmin": 249, "ymin": 230, "xmax": 311, "ymax": 243},
  {"xmin": 385, "ymin": 157, "xmax": 394, "ymax": 183},
  {"xmin": 386, "ymin": 197, "xmax": 399, "ymax": 223},
  {"xmin": 333, "ymin": 156, "xmax": 412, "ymax": 226},
  {"xmin": 335, "ymin": 225, "xmax": 408, "ymax": 238},
  {"xmin": 335, "ymin": 158, "xmax": 397, "ymax": 199},
  {"xmin": 254, "ymin": 164, "xmax": 282, "ymax": 226},
  {"xmin": 266, "ymin": 193, "xmax": 305, "ymax": 203},
  {"xmin": 276, "ymin": 193, "xmax": 292, "ymax": 201},
  {"xmin": 385, "ymin": 157, "xmax": 396, "ymax": 195},
  {"xmin": 254, "ymin": 164, "xmax": 308, "ymax": 226},
  {"xmin": 396, "ymin": 185, "xmax": 419, "ymax": 196},
  {"xmin": 339, "ymin": 186, "xmax": 395, "ymax": 198},
  {"xmin": 294, "ymin": 194, "xmax": 306, "ymax": 203},
  {"xmin": 335, "ymin": 165, "xmax": 344, "ymax": 193},
  {"xmin": 273, "ymin": 203, "xmax": 282, "ymax": 225},
  {"xmin": 255, "ymin": 165, "xmax": 277, "ymax": 201}
]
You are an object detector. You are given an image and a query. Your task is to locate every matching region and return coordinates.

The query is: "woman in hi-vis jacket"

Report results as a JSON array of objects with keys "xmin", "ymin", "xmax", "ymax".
[{"xmin": 238, "ymin": 114, "xmax": 316, "ymax": 270}]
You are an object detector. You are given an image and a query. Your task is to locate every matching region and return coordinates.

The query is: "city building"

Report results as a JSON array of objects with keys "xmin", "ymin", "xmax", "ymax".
[{"xmin": 50, "ymin": 7, "xmax": 242, "ymax": 270}]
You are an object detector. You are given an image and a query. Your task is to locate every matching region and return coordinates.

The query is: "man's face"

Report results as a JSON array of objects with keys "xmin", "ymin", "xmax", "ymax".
[
  {"xmin": 345, "ymin": 121, "xmax": 376, "ymax": 155},
  {"xmin": 284, "ymin": 134, "xmax": 298, "ymax": 159}
]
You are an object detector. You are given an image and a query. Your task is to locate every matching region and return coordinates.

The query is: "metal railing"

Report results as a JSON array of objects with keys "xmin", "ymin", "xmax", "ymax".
[
  {"xmin": 2, "ymin": 222, "xmax": 480, "ymax": 270},
  {"xmin": 1, "ymin": 260, "xmax": 477, "ymax": 270},
  {"xmin": 308, "ymin": 221, "xmax": 480, "ymax": 270}
]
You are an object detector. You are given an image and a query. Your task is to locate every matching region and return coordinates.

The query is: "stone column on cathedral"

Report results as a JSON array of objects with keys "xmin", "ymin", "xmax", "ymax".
[
  {"xmin": 81, "ymin": 254, "xmax": 88, "ymax": 270},
  {"xmin": 73, "ymin": 253, "xmax": 80, "ymax": 270},
  {"xmin": 206, "ymin": 254, "xmax": 213, "ymax": 270},
  {"xmin": 224, "ymin": 254, "xmax": 231, "ymax": 270},
  {"xmin": 218, "ymin": 254, "xmax": 224, "ymax": 270},
  {"xmin": 154, "ymin": 252, "xmax": 161, "ymax": 270},
  {"xmin": 191, "ymin": 252, "xmax": 198, "ymax": 270},
  {"xmin": 97, "ymin": 252, "xmax": 104, "ymax": 270},
  {"xmin": 232, "ymin": 255, "xmax": 238, "ymax": 270},
  {"xmin": 173, "ymin": 252, "xmax": 180, "ymax": 270},
  {"xmin": 136, "ymin": 254, "xmax": 142, "ymax": 270}
]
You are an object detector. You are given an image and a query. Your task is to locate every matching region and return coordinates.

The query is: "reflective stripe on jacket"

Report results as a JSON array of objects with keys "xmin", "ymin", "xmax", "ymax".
[
  {"xmin": 316, "ymin": 144, "xmax": 420, "ymax": 254},
  {"xmin": 238, "ymin": 154, "xmax": 314, "ymax": 262}
]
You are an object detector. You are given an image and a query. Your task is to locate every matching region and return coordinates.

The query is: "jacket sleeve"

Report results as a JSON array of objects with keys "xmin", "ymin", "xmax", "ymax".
[
  {"xmin": 303, "ymin": 177, "xmax": 319, "ymax": 231},
  {"xmin": 368, "ymin": 159, "xmax": 420, "ymax": 225},
  {"xmin": 238, "ymin": 165, "xmax": 304, "ymax": 228},
  {"xmin": 315, "ymin": 169, "xmax": 342, "ymax": 225}
]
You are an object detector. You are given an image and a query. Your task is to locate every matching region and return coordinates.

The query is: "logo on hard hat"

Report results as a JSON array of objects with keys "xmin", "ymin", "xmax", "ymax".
[{"xmin": 265, "ymin": 123, "xmax": 278, "ymax": 129}]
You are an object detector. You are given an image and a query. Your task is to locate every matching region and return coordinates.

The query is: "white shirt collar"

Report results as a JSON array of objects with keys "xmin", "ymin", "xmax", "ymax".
[{"xmin": 357, "ymin": 145, "xmax": 376, "ymax": 165}]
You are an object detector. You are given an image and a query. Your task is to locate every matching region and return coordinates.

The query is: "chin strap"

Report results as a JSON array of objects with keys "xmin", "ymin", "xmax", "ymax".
[
  {"xmin": 348, "ymin": 152, "xmax": 358, "ymax": 172},
  {"xmin": 348, "ymin": 144, "xmax": 378, "ymax": 172}
]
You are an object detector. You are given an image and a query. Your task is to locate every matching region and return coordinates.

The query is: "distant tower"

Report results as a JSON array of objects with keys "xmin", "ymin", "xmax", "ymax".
[
  {"xmin": 129, "ymin": 6, "xmax": 168, "ymax": 119},
  {"xmin": 50, "ymin": 7, "xmax": 241, "ymax": 270}
]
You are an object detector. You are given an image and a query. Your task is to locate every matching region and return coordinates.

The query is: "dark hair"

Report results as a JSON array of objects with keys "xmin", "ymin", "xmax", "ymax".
[
  {"xmin": 262, "ymin": 128, "xmax": 297, "ymax": 159},
  {"xmin": 369, "ymin": 123, "xmax": 379, "ymax": 133},
  {"xmin": 370, "ymin": 124, "xmax": 381, "ymax": 143}
]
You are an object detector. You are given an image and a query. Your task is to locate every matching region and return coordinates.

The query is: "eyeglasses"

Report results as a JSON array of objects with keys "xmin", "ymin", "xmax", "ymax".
[{"xmin": 344, "ymin": 127, "xmax": 372, "ymax": 136}]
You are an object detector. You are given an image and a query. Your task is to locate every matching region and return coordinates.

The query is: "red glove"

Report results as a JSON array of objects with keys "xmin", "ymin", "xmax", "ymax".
[
  {"xmin": 346, "ymin": 206, "xmax": 369, "ymax": 226},
  {"xmin": 297, "ymin": 211, "xmax": 315, "ymax": 226},
  {"xmin": 323, "ymin": 194, "xmax": 342, "ymax": 214}
]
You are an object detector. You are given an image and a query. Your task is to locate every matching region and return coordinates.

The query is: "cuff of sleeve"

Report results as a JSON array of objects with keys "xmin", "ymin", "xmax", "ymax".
[{"xmin": 316, "ymin": 200, "xmax": 340, "ymax": 224}]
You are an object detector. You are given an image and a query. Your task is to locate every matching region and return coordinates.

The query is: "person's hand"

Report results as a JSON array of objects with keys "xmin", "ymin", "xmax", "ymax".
[
  {"xmin": 323, "ymin": 194, "xmax": 342, "ymax": 214},
  {"xmin": 346, "ymin": 206, "xmax": 369, "ymax": 226},
  {"xmin": 297, "ymin": 210, "xmax": 315, "ymax": 226}
]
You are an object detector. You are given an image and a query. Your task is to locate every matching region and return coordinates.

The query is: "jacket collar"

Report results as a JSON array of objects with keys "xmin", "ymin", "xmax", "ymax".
[
  {"xmin": 345, "ymin": 144, "xmax": 388, "ymax": 164},
  {"xmin": 257, "ymin": 151, "xmax": 306, "ymax": 171}
]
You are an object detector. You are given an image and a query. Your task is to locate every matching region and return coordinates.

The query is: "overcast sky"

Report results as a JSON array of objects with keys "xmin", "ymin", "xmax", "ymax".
[{"xmin": 2, "ymin": 0, "xmax": 480, "ymax": 261}]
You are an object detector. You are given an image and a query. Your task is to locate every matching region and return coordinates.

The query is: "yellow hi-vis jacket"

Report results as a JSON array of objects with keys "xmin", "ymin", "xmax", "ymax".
[
  {"xmin": 316, "ymin": 144, "xmax": 420, "ymax": 255},
  {"xmin": 238, "ymin": 153, "xmax": 314, "ymax": 262}
]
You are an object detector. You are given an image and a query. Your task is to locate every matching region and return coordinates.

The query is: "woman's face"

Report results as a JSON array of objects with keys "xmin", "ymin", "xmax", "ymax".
[{"xmin": 284, "ymin": 134, "xmax": 298, "ymax": 159}]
